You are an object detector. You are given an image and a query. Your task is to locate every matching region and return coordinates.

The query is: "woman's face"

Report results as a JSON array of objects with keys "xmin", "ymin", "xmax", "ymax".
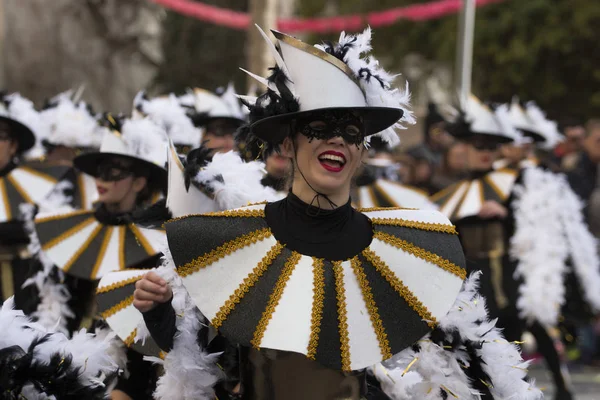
[
  {"xmin": 203, "ymin": 119, "xmax": 239, "ymax": 153},
  {"xmin": 466, "ymin": 138, "xmax": 500, "ymax": 171},
  {"xmin": 0, "ymin": 123, "xmax": 18, "ymax": 170},
  {"xmin": 265, "ymin": 152, "xmax": 291, "ymax": 179},
  {"xmin": 282, "ymin": 115, "xmax": 365, "ymax": 197},
  {"xmin": 94, "ymin": 157, "xmax": 146, "ymax": 209},
  {"xmin": 446, "ymin": 143, "xmax": 468, "ymax": 172}
]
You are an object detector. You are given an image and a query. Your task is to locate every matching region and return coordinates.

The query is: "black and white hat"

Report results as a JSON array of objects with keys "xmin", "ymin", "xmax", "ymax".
[
  {"xmin": 239, "ymin": 26, "xmax": 415, "ymax": 149},
  {"xmin": 74, "ymin": 116, "xmax": 168, "ymax": 188}
]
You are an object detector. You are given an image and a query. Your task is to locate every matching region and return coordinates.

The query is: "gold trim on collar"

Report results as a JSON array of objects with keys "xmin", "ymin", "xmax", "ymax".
[
  {"xmin": 62, "ymin": 224, "xmax": 104, "ymax": 274},
  {"xmin": 41, "ymin": 217, "xmax": 96, "ymax": 251},
  {"xmin": 97, "ymin": 272, "xmax": 144, "ymax": 294},
  {"xmin": 0, "ymin": 178, "xmax": 11, "ymax": 221},
  {"xmin": 350, "ymin": 257, "xmax": 392, "ymax": 360},
  {"xmin": 178, "ymin": 228, "xmax": 273, "ymax": 278},
  {"xmin": 14, "ymin": 166, "xmax": 58, "ymax": 184},
  {"xmin": 124, "ymin": 328, "xmax": 137, "ymax": 347},
  {"xmin": 333, "ymin": 260, "xmax": 352, "ymax": 372},
  {"xmin": 101, "ymin": 295, "xmax": 134, "ymax": 319},
  {"xmin": 212, "ymin": 242, "xmax": 284, "ymax": 330},
  {"xmin": 373, "ymin": 231, "xmax": 466, "ymax": 280},
  {"xmin": 374, "ymin": 181, "xmax": 400, "ymax": 207},
  {"xmin": 307, "ymin": 257, "xmax": 325, "ymax": 360},
  {"xmin": 91, "ymin": 227, "xmax": 114, "ymax": 280},
  {"xmin": 77, "ymin": 173, "xmax": 87, "ymax": 209},
  {"xmin": 129, "ymin": 224, "xmax": 156, "ymax": 255},
  {"xmin": 362, "ymin": 248, "xmax": 437, "ymax": 329},
  {"xmin": 118, "ymin": 226, "xmax": 126, "ymax": 270},
  {"xmin": 271, "ymin": 30, "xmax": 359, "ymax": 86},
  {"xmin": 484, "ymin": 175, "xmax": 509, "ymax": 202},
  {"xmin": 251, "ymin": 251, "xmax": 301, "ymax": 349},
  {"xmin": 203, "ymin": 209, "xmax": 266, "ymax": 218},
  {"xmin": 370, "ymin": 217, "xmax": 458, "ymax": 235},
  {"xmin": 7, "ymin": 174, "xmax": 33, "ymax": 204},
  {"xmin": 36, "ymin": 209, "xmax": 92, "ymax": 224}
]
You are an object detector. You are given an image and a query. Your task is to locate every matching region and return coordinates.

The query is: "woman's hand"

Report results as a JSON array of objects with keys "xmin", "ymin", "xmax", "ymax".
[
  {"xmin": 133, "ymin": 271, "xmax": 173, "ymax": 313},
  {"xmin": 478, "ymin": 200, "xmax": 508, "ymax": 219}
]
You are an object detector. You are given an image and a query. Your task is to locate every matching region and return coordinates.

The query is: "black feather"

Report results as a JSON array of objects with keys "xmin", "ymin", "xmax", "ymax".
[
  {"xmin": 130, "ymin": 198, "xmax": 172, "ymax": 228},
  {"xmin": 0, "ymin": 335, "xmax": 117, "ymax": 399}
]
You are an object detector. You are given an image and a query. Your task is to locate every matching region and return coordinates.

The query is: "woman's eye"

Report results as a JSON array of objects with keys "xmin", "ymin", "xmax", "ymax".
[
  {"xmin": 308, "ymin": 121, "xmax": 327, "ymax": 131},
  {"xmin": 345, "ymin": 125, "xmax": 360, "ymax": 136}
]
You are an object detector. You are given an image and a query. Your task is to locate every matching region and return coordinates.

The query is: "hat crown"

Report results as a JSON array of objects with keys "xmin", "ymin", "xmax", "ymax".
[
  {"xmin": 465, "ymin": 95, "xmax": 503, "ymax": 135},
  {"xmin": 240, "ymin": 26, "xmax": 415, "ymax": 147},
  {"xmin": 100, "ymin": 117, "xmax": 168, "ymax": 169},
  {"xmin": 274, "ymin": 32, "xmax": 367, "ymax": 111}
]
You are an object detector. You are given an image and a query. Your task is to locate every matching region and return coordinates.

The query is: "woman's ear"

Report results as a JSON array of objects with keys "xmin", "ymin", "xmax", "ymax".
[
  {"xmin": 132, "ymin": 176, "xmax": 148, "ymax": 194},
  {"xmin": 280, "ymin": 136, "xmax": 294, "ymax": 159}
]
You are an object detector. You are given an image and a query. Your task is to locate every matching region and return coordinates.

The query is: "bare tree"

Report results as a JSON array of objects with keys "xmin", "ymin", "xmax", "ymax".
[{"xmin": 2, "ymin": 0, "xmax": 163, "ymax": 112}]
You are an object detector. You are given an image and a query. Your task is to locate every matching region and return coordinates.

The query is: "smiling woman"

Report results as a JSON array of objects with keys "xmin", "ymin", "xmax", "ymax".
[{"xmin": 135, "ymin": 26, "xmax": 541, "ymax": 400}]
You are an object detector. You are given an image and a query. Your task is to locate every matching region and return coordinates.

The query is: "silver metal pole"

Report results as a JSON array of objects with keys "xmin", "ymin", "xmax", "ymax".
[{"xmin": 455, "ymin": 0, "xmax": 476, "ymax": 107}]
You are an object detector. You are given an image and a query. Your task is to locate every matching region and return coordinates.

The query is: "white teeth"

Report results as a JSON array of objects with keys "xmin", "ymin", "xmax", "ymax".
[{"xmin": 318, "ymin": 154, "xmax": 346, "ymax": 164}]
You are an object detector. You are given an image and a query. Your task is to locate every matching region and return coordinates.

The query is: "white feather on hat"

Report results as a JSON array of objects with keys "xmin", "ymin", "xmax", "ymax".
[
  {"xmin": 525, "ymin": 102, "xmax": 564, "ymax": 149},
  {"xmin": 4, "ymin": 93, "xmax": 50, "ymax": 159},
  {"xmin": 134, "ymin": 92, "xmax": 202, "ymax": 147},
  {"xmin": 40, "ymin": 91, "xmax": 102, "ymax": 149}
]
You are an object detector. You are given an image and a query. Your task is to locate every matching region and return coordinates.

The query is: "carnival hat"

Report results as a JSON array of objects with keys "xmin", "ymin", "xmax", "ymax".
[
  {"xmin": 182, "ymin": 84, "xmax": 246, "ymax": 128},
  {"xmin": 507, "ymin": 98, "xmax": 545, "ymax": 143},
  {"xmin": 134, "ymin": 91, "xmax": 202, "ymax": 148},
  {"xmin": 74, "ymin": 116, "xmax": 168, "ymax": 189},
  {"xmin": 40, "ymin": 91, "xmax": 103, "ymax": 150},
  {"xmin": 0, "ymin": 96, "xmax": 36, "ymax": 153},
  {"xmin": 524, "ymin": 102, "xmax": 564, "ymax": 149},
  {"xmin": 448, "ymin": 95, "xmax": 518, "ymax": 144},
  {"xmin": 239, "ymin": 26, "xmax": 415, "ymax": 148}
]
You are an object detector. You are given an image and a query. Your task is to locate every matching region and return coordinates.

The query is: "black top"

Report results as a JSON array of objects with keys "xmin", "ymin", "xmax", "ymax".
[
  {"xmin": 264, "ymin": 192, "xmax": 373, "ymax": 260},
  {"xmin": 0, "ymin": 161, "xmax": 28, "ymax": 244}
]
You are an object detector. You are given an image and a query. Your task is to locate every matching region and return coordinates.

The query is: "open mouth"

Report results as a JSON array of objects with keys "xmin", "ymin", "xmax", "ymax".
[
  {"xmin": 96, "ymin": 186, "xmax": 108, "ymax": 195},
  {"xmin": 318, "ymin": 151, "xmax": 346, "ymax": 172}
]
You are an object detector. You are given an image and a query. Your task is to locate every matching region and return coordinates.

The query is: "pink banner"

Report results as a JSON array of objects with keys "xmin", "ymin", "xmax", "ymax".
[{"xmin": 151, "ymin": 0, "xmax": 506, "ymax": 33}]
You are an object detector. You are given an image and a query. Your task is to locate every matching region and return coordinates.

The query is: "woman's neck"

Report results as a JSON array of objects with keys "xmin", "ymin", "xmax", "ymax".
[
  {"xmin": 103, "ymin": 200, "xmax": 136, "ymax": 214},
  {"xmin": 290, "ymin": 180, "xmax": 350, "ymax": 210}
]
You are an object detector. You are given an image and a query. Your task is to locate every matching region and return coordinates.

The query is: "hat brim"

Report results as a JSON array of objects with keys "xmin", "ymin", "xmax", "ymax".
[
  {"xmin": 193, "ymin": 116, "xmax": 246, "ymax": 128},
  {"xmin": 455, "ymin": 131, "xmax": 515, "ymax": 145},
  {"xmin": 521, "ymin": 129, "xmax": 546, "ymax": 143},
  {"xmin": 250, "ymin": 107, "xmax": 404, "ymax": 144},
  {"xmin": 0, "ymin": 116, "xmax": 36, "ymax": 153},
  {"xmin": 73, "ymin": 152, "xmax": 167, "ymax": 189}
]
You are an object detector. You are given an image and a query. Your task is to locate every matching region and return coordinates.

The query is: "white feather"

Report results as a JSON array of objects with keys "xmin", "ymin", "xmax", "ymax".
[
  {"xmin": 193, "ymin": 151, "xmax": 284, "ymax": 210},
  {"xmin": 136, "ymin": 93, "xmax": 202, "ymax": 147},
  {"xmin": 40, "ymin": 93, "xmax": 102, "ymax": 149},
  {"xmin": 256, "ymin": 24, "xmax": 293, "ymax": 89},
  {"xmin": 556, "ymin": 174, "xmax": 600, "ymax": 311},
  {"xmin": 374, "ymin": 273, "xmax": 542, "ymax": 399},
  {"xmin": 120, "ymin": 117, "xmax": 169, "ymax": 168},
  {"xmin": 510, "ymin": 167, "xmax": 569, "ymax": 326},
  {"xmin": 0, "ymin": 299, "xmax": 119, "ymax": 396}
]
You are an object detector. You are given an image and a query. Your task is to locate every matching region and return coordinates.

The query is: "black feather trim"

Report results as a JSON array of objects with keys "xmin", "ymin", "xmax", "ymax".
[
  {"xmin": 130, "ymin": 198, "xmax": 172, "ymax": 229},
  {"xmin": 0, "ymin": 335, "xmax": 116, "ymax": 399}
]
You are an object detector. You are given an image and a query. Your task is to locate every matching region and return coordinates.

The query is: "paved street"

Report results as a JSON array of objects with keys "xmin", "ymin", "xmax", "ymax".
[{"xmin": 529, "ymin": 363, "xmax": 600, "ymax": 399}]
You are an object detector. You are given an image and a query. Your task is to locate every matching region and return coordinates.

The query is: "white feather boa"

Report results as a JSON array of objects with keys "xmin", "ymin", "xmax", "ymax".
[
  {"xmin": 0, "ymin": 298, "xmax": 119, "ymax": 395},
  {"xmin": 20, "ymin": 204, "xmax": 74, "ymax": 335},
  {"xmin": 141, "ymin": 245, "xmax": 223, "ymax": 400},
  {"xmin": 510, "ymin": 166, "xmax": 600, "ymax": 325},
  {"xmin": 556, "ymin": 174, "xmax": 600, "ymax": 311},
  {"xmin": 374, "ymin": 273, "xmax": 542, "ymax": 400},
  {"xmin": 510, "ymin": 167, "xmax": 569, "ymax": 326},
  {"xmin": 193, "ymin": 151, "xmax": 284, "ymax": 210}
]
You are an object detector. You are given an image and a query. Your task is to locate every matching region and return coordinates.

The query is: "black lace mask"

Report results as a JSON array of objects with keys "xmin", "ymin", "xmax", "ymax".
[
  {"xmin": 96, "ymin": 159, "xmax": 135, "ymax": 181},
  {"xmin": 295, "ymin": 111, "xmax": 365, "ymax": 146}
]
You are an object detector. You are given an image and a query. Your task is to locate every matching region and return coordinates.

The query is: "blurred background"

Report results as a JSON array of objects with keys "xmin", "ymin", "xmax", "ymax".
[{"xmin": 1, "ymin": 0, "xmax": 598, "ymax": 148}]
